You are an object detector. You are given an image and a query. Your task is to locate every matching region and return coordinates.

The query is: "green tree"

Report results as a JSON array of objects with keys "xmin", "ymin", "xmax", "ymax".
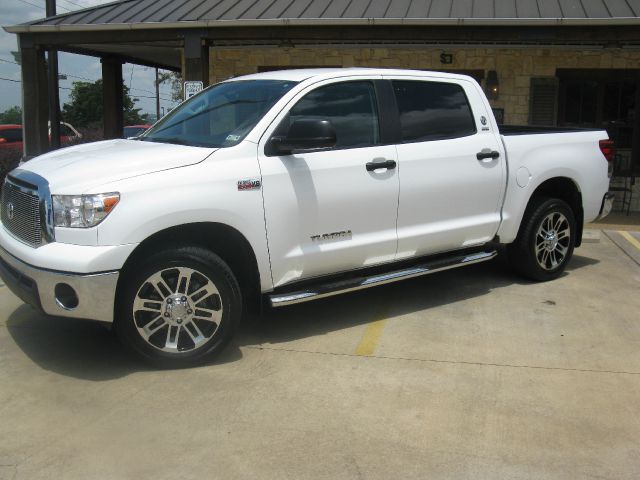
[
  {"xmin": 0, "ymin": 106, "xmax": 22, "ymax": 124},
  {"xmin": 62, "ymin": 79, "xmax": 149, "ymax": 129},
  {"xmin": 157, "ymin": 71, "xmax": 183, "ymax": 103}
]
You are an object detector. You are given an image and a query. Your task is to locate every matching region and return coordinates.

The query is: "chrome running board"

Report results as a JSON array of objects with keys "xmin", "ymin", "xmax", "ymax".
[{"xmin": 269, "ymin": 250, "xmax": 497, "ymax": 307}]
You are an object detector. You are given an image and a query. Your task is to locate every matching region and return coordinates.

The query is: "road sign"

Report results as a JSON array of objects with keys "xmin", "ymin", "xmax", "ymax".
[{"xmin": 184, "ymin": 81, "xmax": 203, "ymax": 100}]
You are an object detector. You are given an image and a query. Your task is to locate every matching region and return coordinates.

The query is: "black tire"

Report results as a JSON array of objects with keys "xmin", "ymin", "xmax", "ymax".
[
  {"xmin": 507, "ymin": 196, "xmax": 576, "ymax": 282},
  {"xmin": 115, "ymin": 245, "xmax": 242, "ymax": 368}
]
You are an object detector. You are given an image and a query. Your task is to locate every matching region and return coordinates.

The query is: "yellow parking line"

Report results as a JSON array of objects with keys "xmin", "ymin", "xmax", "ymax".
[
  {"xmin": 355, "ymin": 319, "xmax": 387, "ymax": 356},
  {"xmin": 619, "ymin": 231, "xmax": 640, "ymax": 251}
]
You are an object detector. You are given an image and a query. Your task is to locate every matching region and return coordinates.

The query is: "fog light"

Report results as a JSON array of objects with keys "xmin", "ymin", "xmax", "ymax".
[{"xmin": 55, "ymin": 283, "xmax": 79, "ymax": 310}]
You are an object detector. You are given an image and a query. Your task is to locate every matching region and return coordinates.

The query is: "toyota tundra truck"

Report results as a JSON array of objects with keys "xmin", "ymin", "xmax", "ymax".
[{"xmin": 0, "ymin": 68, "xmax": 614, "ymax": 367}]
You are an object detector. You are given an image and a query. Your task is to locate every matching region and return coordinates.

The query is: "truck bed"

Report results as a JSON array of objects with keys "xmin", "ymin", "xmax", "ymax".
[{"xmin": 500, "ymin": 125, "xmax": 600, "ymax": 136}]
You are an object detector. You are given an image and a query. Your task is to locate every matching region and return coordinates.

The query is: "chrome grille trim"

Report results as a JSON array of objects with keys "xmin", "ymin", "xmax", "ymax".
[{"xmin": 1, "ymin": 169, "xmax": 55, "ymax": 248}]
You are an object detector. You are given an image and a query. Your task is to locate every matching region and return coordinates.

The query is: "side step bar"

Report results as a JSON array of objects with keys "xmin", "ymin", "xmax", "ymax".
[{"xmin": 269, "ymin": 250, "xmax": 497, "ymax": 308}]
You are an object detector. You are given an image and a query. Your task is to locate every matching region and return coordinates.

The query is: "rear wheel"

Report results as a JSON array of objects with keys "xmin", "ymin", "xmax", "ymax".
[
  {"xmin": 508, "ymin": 197, "xmax": 576, "ymax": 281},
  {"xmin": 115, "ymin": 246, "xmax": 242, "ymax": 368}
]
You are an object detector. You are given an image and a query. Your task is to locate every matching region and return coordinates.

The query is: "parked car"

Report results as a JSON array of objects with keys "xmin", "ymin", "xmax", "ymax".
[
  {"xmin": 0, "ymin": 122, "xmax": 82, "ymax": 155},
  {"xmin": 0, "ymin": 125, "xmax": 23, "ymax": 156},
  {"xmin": 123, "ymin": 124, "xmax": 151, "ymax": 138},
  {"xmin": 0, "ymin": 68, "xmax": 614, "ymax": 367}
]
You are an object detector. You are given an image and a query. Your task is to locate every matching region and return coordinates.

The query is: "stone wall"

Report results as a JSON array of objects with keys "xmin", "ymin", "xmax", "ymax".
[{"xmin": 209, "ymin": 46, "xmax": 640, "ymax": 125}]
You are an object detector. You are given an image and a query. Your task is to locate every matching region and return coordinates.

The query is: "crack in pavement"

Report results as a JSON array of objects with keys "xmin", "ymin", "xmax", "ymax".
[{"xmin": 244, "ymin": 345, "xmax": 640, "ymax": 376}]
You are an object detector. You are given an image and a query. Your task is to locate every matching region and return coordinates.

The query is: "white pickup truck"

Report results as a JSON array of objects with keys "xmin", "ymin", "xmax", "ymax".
[{"xmin": 0, "ymin": 68, "xmax": 614, "ymax": 367}]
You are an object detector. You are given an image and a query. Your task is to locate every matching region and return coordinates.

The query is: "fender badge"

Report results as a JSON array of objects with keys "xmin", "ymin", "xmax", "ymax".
[
  {"xmin": 311, "ymin": 230, "xmax": 352, "ymax": 242},
  {"xmin": 237, "ymin": 179, "xmax": 261, "ymax": 191}
]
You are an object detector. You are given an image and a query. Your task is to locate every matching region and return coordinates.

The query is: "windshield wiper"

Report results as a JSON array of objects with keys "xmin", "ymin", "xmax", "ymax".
[
  {"xmin": 141, "ymin": 137, "xmax": 220, "ymax": 148},
  {"xmin": 143, "ymin": 137, "xmax": 192, "ymax": 146}
]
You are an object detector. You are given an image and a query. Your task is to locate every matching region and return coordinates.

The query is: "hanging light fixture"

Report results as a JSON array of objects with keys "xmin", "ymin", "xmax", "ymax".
[{"xmin": 486, "ymin": 70, "xmax": 499, "ymax": 100}]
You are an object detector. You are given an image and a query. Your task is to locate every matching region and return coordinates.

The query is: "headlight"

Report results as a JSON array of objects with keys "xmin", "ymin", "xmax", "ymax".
[{"xmin": 52, "ymin": 193, "xmax": 120, "ymax": 228}]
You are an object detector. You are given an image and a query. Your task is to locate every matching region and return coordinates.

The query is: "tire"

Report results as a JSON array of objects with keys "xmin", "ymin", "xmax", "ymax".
[
  {"xmin": 115, "ymin": 245, "xmax": 242, "ymax": 368},
  {"xmin": 507, "ymin": 197, "xmax": 576, "ymax": 282}
]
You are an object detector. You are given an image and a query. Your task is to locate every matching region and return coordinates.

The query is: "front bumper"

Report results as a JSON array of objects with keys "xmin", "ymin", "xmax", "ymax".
[
  {"xmin": 0, "ymin": 246, "xmax": 119, "ymax": 323},
  {"xmin": 597, "ymin": 192, "xmax": 615, "ymax": 221}
]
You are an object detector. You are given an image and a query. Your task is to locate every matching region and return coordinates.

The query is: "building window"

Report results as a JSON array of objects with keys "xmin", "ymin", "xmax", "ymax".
[{"xmin": 557, "ymin": 69, "xmax": 638, "ymax": 150}]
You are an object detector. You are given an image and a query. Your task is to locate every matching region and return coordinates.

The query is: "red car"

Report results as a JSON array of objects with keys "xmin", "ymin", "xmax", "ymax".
[
  {"xmin": 0, "ymin": 123, "xmax": 82, "ymax": 156},
  {"xmin": 123, "ymin": 124, "xmax": 151, "ymax": 138}
]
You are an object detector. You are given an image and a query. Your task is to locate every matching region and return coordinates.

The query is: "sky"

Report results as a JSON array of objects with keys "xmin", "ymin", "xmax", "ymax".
[{"xmin": 0, "ymin": 0, "xmax": 178, "ymax": 121}]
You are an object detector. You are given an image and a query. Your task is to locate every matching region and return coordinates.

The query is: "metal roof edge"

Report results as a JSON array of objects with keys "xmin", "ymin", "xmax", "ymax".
[{"xmin": 4, "ymin": 16, "xmax": 640, "ymax": 34}]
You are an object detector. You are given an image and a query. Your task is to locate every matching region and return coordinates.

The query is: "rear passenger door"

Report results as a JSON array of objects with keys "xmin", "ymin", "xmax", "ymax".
[{"xmin": 386, "ymin": 77, "xmax": 506, "ymax": 259}]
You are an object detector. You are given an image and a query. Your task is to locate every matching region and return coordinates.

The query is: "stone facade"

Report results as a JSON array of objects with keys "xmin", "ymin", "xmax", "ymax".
[
  {"xmin": 208, "ymin": 45, "xmax": 640, "ymax": 212},
  {"xmin": 209, "ymin": 45, "xmax": 640, "ymax": 125}
]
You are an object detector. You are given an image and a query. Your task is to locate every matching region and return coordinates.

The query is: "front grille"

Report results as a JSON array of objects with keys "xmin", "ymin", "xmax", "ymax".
[{"xmin": 1, "ymin": 178, "xmax": 43, "ymax": 247}]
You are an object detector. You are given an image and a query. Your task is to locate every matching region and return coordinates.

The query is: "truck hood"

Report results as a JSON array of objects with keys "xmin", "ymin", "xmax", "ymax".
[{"xmin": 19, "ymin": 139, "xmax": 216, "ymax": 193}]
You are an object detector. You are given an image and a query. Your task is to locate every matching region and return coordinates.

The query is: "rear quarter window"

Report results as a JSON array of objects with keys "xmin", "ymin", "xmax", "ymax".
[{"xmin": 392, "ymin": 80, "xmax": 476, "ymax": 143}]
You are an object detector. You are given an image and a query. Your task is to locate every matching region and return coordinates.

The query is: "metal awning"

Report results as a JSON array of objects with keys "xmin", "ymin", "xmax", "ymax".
[{"xmin": 5, "ymin": 0, "xmax": 640, "ymax": 34}]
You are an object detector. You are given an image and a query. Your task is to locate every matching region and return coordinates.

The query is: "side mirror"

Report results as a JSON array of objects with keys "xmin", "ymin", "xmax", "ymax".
[{"xmin": 269, "ymin": 119, "xmax": 336, "ymax": 155}]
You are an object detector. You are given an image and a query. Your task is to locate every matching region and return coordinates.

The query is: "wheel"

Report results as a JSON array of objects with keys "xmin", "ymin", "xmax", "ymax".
[
  {"xmin": 507, "ymin": 197, "xmax": 576, "ymax": 281},
  {"xmin": 115, "ymin": 246, "xmax": 242, "ymax": 368}
]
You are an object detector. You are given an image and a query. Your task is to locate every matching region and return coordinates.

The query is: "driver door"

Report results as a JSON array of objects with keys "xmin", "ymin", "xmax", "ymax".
[{"xmin": 258, "ymin": 79, "xmax": 400, "ymax": 288}]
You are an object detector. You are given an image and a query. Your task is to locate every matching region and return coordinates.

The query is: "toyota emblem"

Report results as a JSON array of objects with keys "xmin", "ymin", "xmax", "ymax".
[{"xmin": 6, "ymin": 202, "xmax": 14, "ymax": 221}]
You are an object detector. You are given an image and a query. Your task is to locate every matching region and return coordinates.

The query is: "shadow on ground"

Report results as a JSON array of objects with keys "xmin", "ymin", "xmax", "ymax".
[{"xmin": 5, "ymin": 253, "xmax": 599, "ymax": 380}]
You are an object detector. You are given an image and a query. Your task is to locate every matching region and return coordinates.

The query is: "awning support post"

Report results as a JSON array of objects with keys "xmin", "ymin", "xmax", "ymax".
[
  {"xmin": 19, "ymin": 36, "xmax": 49, "ymax": 160},
  {"xmin": 101, "ymin": 57, "xmax": 124, "ymax": 140},
  {"xmin": 183, "ymin": 33, "xmax": 210, "ymax": 87}
]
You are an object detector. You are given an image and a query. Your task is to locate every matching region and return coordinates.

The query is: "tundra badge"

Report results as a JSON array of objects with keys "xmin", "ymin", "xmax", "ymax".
[{"xmin": 311, "ymin": 230, "xmax": 353, "ymax": 242}]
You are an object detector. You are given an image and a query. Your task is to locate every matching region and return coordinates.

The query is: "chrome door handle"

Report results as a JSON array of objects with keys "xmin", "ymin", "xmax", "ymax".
[{"xmin": 366, "ymin": 159, "xmax": 396, "ymax": 171}]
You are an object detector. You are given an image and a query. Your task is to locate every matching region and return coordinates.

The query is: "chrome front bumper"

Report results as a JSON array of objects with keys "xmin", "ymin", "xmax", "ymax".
[
  {"xmin": 597, "ymin": 192, "xmax": 615, "ymax": 221},
  {"xmin": 0, "ymin": 246, "xmax": 118, "ymax": 323}
]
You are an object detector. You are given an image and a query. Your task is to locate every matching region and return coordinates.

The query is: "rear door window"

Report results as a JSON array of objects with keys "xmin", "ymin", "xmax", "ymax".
[{"xmin": 392, "ymin": 80, "xmax": 476, "ymax": 143}]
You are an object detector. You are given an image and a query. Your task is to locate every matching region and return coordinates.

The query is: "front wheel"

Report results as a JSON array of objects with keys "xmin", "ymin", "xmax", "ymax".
[
  {"xmin": 508, "ymin": 197, "xmax": 576, "ymax": 281},
  {"xmin": 115, "ymin": 246, "xmax": 242, "ymax": 368}
]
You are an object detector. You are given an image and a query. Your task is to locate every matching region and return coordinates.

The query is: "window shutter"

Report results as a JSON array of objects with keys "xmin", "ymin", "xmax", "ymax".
[{"xmin": 529, "ymin": 78, "xmax": 559, "ymax": 126}]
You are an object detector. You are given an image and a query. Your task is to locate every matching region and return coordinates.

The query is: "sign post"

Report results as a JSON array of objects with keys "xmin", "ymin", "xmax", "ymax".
[{"xmin": 183, "ymin": 81, "xmax": 204, "ymax": 100}]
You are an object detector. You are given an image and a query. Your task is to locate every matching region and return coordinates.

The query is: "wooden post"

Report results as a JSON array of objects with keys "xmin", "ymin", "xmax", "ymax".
[
  {"xmin": 46, "ymin": 0, "xmax": 61, "ymax": 149},
  {"xmin": 101, "ymin": 58, "xmax": 124, "ymax": 139},
  {"xmin": 19, "ymin": 36, "xmax": 49, "ymax": 159},
  {"xmin": 183, "ymin": 33, "xmax": 209, "ymax": 87},
  {"xmin": 633, "ymin": 74, "xmax": 640, "ymax": 173}
]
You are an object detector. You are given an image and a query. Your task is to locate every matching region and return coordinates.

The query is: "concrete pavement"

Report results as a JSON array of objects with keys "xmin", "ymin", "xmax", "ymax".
[{"xmin": 1, "ymin": 231, "xmax": 639, "ymax": 479}]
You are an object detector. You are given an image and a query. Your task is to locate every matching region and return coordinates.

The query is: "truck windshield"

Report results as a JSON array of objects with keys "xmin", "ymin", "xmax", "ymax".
[{"xmin": 140, "ymin": 80, "xmax": 298, "ymax": 148}]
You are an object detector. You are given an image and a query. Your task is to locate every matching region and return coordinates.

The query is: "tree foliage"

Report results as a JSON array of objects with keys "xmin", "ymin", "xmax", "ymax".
[
  {"xmin": 158, "ymin": 71, "xmax": 184, "ymax": 103},
  {"xmin": 62, "ymin": 80, "xmax": 149, "ymax": 129},
  {"xmin": 0, "ymin": 106, "xmax": 22, "ymax": 124}
]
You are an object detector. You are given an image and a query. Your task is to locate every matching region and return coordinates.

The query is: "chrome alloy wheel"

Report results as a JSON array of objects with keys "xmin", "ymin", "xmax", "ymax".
[
  {"xmin": 132, "ymin": 267, "xmax": 223, "ymax": 353},
  {"xmin": 535, "ymin": 212, "xmax": 571, "ymax": 271}
]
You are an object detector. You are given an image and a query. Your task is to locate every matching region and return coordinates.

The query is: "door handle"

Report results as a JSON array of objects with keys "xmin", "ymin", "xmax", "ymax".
[
  {"xmin": 366, "ymin": 159, "xmax": 397, "ymax": 172},
  {"xmin": 476, "ymin": 150, "xmax": 500, "ymax": 161}
]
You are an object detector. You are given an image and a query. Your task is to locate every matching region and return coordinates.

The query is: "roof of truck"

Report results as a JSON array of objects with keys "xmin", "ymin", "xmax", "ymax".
[{"xmin": 227, "ymin": 67, "xmax": 474, "ymax": 83}]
